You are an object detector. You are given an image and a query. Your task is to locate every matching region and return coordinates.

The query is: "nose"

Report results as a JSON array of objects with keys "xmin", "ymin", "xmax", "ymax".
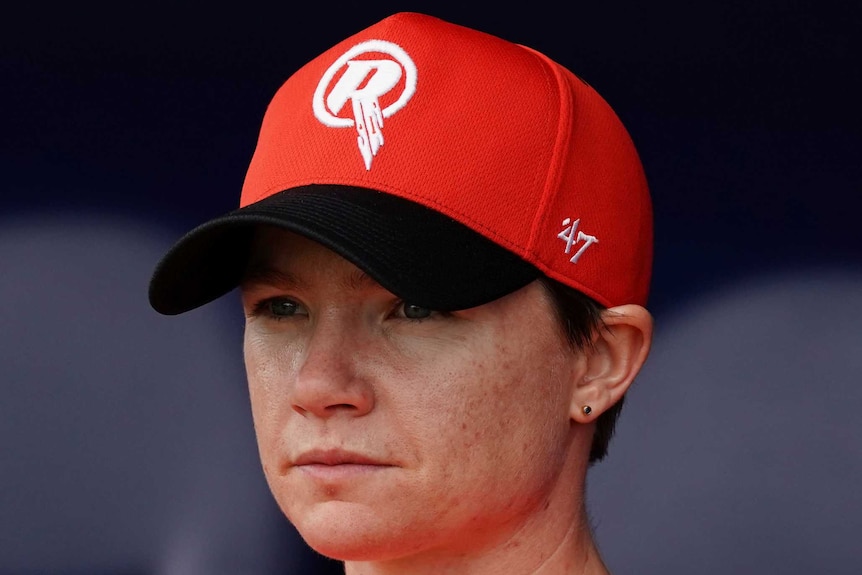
[{"xmin": 290, "ymin": 312, "xmax": 375, "ymax": 419}]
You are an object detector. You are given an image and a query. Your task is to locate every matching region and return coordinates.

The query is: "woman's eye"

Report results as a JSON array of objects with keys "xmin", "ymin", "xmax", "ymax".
[
  {"xmin": 400, "ymin": 302, "xmax": 433, "ymax": 320},
  {"xmin": 255, "ymin": 298, "xmax": 306, "ymax": 319}
]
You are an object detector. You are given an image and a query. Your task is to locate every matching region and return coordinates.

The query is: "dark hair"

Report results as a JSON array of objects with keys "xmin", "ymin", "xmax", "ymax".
[{"xmin": 538, "ymin": 277, "xmax": 623, "ymax": 464}]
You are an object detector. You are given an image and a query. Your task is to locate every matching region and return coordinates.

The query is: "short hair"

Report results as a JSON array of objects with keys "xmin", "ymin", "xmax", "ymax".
[{"xmin": 538, "ymin": 276, "xmax": 623, "ymax": 464}]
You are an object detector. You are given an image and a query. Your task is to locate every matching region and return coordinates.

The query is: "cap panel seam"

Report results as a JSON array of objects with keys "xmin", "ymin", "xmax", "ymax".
[{"xmin": 518, "ymin": 45, "xmax": 571, "ymax": 261}]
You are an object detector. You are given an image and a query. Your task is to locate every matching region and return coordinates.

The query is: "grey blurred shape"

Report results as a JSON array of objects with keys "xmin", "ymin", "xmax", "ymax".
[
  {"xmin": 0, "ymin": 215, "xmax": 320, "ymax": 574},
  {"xmin": 587, "ymin": 269, "xmax": 862, "ymax": 574}
]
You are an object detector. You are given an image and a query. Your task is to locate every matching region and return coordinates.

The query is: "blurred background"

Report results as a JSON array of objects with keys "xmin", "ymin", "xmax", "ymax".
[{"xmin": 2, "ymin": 1, "xmax": 860, "ymax": 574}]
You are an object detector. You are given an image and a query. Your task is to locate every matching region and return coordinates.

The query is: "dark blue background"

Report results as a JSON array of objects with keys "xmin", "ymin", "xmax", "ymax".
[{"xmin": 2, "ymin": 2, "xmax": 860, "ymax": 573}]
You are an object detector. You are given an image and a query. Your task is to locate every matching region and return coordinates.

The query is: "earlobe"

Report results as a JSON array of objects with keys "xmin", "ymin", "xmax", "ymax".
[{"xmin": 570, "ymin": 304, "xmax": 653, "ymax": 422}]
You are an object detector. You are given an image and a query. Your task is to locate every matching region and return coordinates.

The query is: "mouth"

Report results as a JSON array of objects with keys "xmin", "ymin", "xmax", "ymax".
[
  {"xmin": 292, "ymin": 449, "xmax": 394, "ymax": 481},
  {"xmin": 294, "ymin": 449, "xmax": 388, "ymax": 467}
]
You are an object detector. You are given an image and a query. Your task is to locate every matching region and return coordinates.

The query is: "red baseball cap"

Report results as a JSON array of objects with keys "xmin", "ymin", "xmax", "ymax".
[{"xmin": 148, "ymin": 12, "xmax": 652, "ymax": 315}]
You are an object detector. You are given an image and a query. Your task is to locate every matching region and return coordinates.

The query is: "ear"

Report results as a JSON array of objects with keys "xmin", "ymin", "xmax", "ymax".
[{"xmin": 570, "ymin": 304, "xmax": 653, "ymax": 423}]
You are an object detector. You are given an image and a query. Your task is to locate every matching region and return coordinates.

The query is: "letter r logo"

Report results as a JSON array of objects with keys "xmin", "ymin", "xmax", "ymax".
[
  {"xmin": 313, "ymin": 40, "xmax": 417, "ymax": 170},
  {"xmin": 326, "ymin": 60, "xmax": 403, "ymax": 115}
]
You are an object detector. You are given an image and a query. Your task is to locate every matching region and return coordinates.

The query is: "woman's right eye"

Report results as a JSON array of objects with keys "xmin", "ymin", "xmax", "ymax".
[{"xmin": 253, "ymin": 297, "xmax": 307, "ymax": 320}]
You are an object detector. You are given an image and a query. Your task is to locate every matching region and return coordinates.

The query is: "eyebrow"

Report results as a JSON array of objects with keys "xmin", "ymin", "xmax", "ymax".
[
  {"xmin": 241, "ymin": 263, "xmax": 307, "ymax": 290},
  {"xmin": 340, "ymin": 268, "xmax": 380, "ymax": 292},
  {"xmin": 241, "ymin": 261, "xmax": 381, "ymax": 293}
]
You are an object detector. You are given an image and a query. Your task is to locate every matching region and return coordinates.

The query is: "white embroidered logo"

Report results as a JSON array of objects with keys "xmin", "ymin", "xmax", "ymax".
[
  {"xmin": 557, "ymin": 218, "xmax": 599, "ymax": 263},
  {"xmin": 313, "ymin": 39, "xmax": 417, "ymax": 170}
]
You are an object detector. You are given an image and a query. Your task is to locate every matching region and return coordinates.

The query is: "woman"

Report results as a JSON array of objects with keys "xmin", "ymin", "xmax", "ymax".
[{"xmin": 149, "ymin": 11, "xmax": 653, "ymax": 574}]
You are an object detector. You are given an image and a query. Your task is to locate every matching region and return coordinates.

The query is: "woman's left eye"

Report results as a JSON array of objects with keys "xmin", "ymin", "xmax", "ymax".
[
  {"xmin": 391, "ymin": 301, "xmax": 438, "ymax": 321},
  {"xmin": 402, "ymin": 303, "xmax": 433, "ymax": 320}
]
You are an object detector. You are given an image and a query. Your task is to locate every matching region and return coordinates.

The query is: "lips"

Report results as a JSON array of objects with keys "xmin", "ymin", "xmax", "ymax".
[
  {"xmin": 291, "ymin": 449, "xmax": 394, "ymax": 482},
  {"xmin": 293, "ymin": 448, "xmax": 390, "ymax": 467}
]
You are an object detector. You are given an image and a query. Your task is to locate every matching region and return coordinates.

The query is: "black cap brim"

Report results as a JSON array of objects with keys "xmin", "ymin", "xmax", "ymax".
[{"xmin": 148, "ymin": 185, "xmax": 539, "ymax": 315}]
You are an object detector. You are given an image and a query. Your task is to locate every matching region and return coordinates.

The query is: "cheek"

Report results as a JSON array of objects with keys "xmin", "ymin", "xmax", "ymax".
[
  {"xmin": 411, "ymin": 340, "xmax": 570, "ymax": 484},
  {"xmin": 479, "ymin": 355, "xmax": 566, "ymax": 453},
  {"xmin": 244, "ymin": 328, "xmax": 306, "ymax": 398},
  {"xmin": 387, "ymin": 342, "xmax": 573, "ymax": 540},
  {"xmin": 243, "ymin": 331, "xmax": 301, "ymax": 469}
]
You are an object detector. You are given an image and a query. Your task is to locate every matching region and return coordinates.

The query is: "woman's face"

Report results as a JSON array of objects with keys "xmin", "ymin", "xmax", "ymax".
[{"xmin": 241, "ymin": 228, "xmax": 585, "ymax": 563}]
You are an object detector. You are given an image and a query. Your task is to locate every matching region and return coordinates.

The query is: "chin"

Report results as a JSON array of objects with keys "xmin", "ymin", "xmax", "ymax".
[{"xmin": 287, "ymin": 499, "xmax": 430, "ymax": 562}]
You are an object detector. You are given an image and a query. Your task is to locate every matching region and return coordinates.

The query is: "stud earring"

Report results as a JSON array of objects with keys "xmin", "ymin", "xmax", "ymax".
[{"xmin": 582, "ymin": 405, "xmax": 592, "ymax": 416}]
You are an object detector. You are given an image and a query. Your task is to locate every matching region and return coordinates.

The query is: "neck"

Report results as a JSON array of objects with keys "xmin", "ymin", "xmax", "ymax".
[
  {"xmin": 342, "ymin": 426, "xmax": 607, "ymax": 575},
  {"xmin": 343, "ymin": 524, "xmax": 609, "ymax": 575},
  {"xmin": 343, "ymin": 488, "xmax": 610, "ymax": 575}
]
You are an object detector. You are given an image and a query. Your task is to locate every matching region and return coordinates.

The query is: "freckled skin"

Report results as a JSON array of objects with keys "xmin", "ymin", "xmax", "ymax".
[{"xmin": 241, "ymin": 229, "xmax": 597, "ymax": 573}]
